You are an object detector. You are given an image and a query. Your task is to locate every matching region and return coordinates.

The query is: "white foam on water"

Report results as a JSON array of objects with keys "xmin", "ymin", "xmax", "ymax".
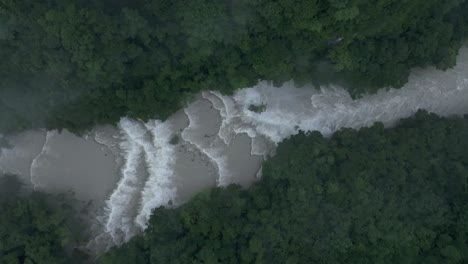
[
  {"xmin": 181, "ymin": 101, "xmax": 232, "ymax": 186},
  {"xmin": 200, "ymin": 49, "xmax": 468, "ymax": 165},
  {"xmin": 67, "ymin": 48, "xmax": 468, "ymax": 254},
  {"xmin": 29, "ymin": 131, "xmax": 56, "ymax": 188},
  {"xmin": 224, "ymin": 49, "xmax": 468, "ymax": 146},
  {"xmin": 94, "ymin": 127, "xmax": 120, "ymax": 153},
  {"xmin": 203, "ymin": 91, "xmax": 249, "ymax": 145},
  {"xmin": 102, "ymin": 119, "xmax": 145, "ymax": 244},
  {"xmin": 134, "ymin": 119, "xmax": 177, "ymax": 230},
  {"xmin": 203, "ymin": 91, "xmax": 270, "ymax": 158},
  {"xmin": 100, "ymin": 117, "xmax": 178, "ymax": 245}
]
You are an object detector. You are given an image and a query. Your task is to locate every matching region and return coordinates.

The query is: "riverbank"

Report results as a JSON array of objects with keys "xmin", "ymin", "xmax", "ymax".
[{"xmin": 0, "ymin": 47, "xmax": 467, "ymax": 254}]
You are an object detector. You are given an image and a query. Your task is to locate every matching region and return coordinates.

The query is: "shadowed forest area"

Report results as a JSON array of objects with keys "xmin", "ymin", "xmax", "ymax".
[
  {"xmin": 3, "ymin": 112, "xmax": 467, "ymax": 263},
  {"xmin": 0, "ymin": 175, "xmax": 90, "ymax": 264},
  {"xmin": 1, "ymin": 1, "xmax": 468, "ymax": 263},
  {"xmin": 101, "ymin": 111, "xmax": 468, "ymax": 264},
  {"xmin": 0, "ymin": 0, "xmax": 467, "ymax": 133}
]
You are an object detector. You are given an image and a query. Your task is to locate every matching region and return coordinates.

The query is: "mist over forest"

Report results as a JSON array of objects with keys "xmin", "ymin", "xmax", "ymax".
[
  {"xmin": 0, "ymin": 0, "xmax": 467, "ymax": 133},
  {"xmin": 1, "ymin": 1, "xmax": 468, "ymax": 263}
]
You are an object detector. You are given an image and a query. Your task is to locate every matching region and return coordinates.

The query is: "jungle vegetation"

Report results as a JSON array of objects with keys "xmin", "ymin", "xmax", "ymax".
[
  {"xmin": 0, "ymin": 174, "xmax": 90, "ymax": 264},
  {"xmin": 2, "ymin": 112, "xmax": 468, "ymax": 263},
  {"xmin": 101, "ymin": 111, "xmax": 468, "ymax": 264},
  {"xmin": 0, "ymin": 1, "xmax": 467, "ymax": 132}
]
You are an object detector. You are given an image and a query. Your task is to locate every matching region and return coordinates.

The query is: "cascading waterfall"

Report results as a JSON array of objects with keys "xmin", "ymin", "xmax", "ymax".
[
  {"xmin": 208, "ymin": 48, "xmax": 468, "ymax": 146},
  {"xmin": 98, "ymin": 48, "xmax": 468, "ymax": 248},
  {"xmin": 100, "ymin": 117, "xmax": 178, "ymax": 245},
  {"xmin": 103, "ymin": 121, "xmax": 145, "ymax": 244},
  {"xmin": 181, "ymin": 99, "xmax": 233, "ymax": 186},
  {"xmin": 1, "ymin": 44, "xmax": 466, "ymax": 257},
  {"xmin": 1, "ymin": 48, "xmax": 462, "ymax": 253},
  {"xmin": 202, "ymin": 91, "xmax": 242, "ymax": 145},
  {"xmin": 134, "ymin": 120, "xmax": 176, "ymax": 230}
]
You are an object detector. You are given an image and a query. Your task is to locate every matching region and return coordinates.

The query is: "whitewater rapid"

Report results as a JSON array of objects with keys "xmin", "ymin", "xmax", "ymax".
[
  {"xmin": 96, "ymin": 48, "xmax": 468, "ymax": 248},
  {"xmin": 1, "ymin": 48, "xmax": 467, "ymax": 253}
]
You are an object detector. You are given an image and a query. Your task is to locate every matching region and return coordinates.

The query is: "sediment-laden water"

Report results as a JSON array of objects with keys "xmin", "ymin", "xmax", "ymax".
[{"xmin": 1, "ymin": 48, "xmax": 468, "ymax": 253}]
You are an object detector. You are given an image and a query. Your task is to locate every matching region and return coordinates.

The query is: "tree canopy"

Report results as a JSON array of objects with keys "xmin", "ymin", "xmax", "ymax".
[
  {"xmin": 2, "ymin": 112, "xmax": 468, "ymax": 263},
  {"xmin": 0, "ymin": 175, "xmax": 89, "ymax": 264},
  {"xmin": 101, "ymin": 111, "xmax": 468, "ymax": 264},
  {"xmin": 0, "ymin": 1, "xmax": 467, "ymax": 132}
]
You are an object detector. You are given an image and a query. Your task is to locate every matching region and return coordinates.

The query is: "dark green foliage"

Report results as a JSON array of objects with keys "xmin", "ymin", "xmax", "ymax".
[
  {"xmin": 169, "ymin": 134, "xmax": 180, "ymax": 145},
  {"xmin": 0, "ymin": 176, "xmax": 89, "ymax": 264},
  {"xmin": 1, "ymin": 1, "xmax": 468, "ymax": 132},
  {"xmin": 102, "ymin": 111, "xmax": 468, "ymax": 263}
]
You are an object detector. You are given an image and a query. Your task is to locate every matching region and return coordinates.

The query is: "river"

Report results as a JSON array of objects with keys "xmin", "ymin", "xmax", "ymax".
[{"xmin": 1, "ymin": 47, "xmax": 468, "ymax": 253}]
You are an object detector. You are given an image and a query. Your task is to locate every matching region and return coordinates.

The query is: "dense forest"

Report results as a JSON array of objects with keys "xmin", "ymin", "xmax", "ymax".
[
  {"xmin": 1, "ymin": 1, "xmax": 468, "ymax": 132},
  {"xmin": 0, "ymin": 175, "xmax": 89, "ymax": 264},
  {"xmin": 2, "ymin": 1, "xmax": 468, "ymax": 262},
  {"xmin": 2, "ymin": 112, "xmax": 468, "ymax": 263},
  {"xmin": 100, "ymin": 111, "xmax": 468, "ymax": 264}
]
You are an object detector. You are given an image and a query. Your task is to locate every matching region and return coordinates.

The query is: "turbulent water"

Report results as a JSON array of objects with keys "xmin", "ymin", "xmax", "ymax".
[
  {"xmin": 95, "ymin": 47, "xmax": 468, "ymax": 248},
  {"xmin": 102, "ymin": 118, "xmax": 177, "ymax": 244},
  {"xmin": 1, "ymin": 48, "xmax": 468, "ymax": 253}
]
